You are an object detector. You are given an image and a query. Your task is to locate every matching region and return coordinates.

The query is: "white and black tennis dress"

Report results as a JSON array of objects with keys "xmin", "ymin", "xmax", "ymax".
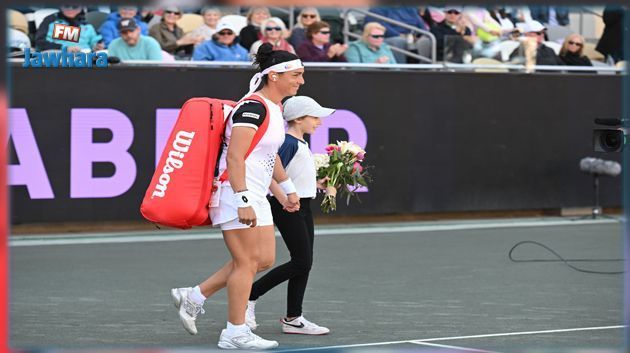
[{"xmin": 210, "ymin": 94, "xmax": 286, "ymax": 230}]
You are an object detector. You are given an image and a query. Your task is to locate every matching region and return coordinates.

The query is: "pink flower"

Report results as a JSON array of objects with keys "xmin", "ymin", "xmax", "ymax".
[
  {"xmin": 325, "ymin": 145, "xmax": 340, "ymax": 155},
  {"xmin": 352, "ymin": 162, "xmax": 363, "ymax": 173},
  {"xmin": 356, "ymin": 151, "xmax": 365, "ymax": 161}
]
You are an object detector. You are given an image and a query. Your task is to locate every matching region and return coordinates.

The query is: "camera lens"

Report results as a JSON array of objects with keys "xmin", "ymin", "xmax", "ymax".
[{"xmin": 599, "ymin": 130, "xmax": 622, "ymax": 152}]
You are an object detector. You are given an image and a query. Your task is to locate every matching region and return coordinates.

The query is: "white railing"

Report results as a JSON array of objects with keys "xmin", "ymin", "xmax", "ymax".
[{"xmin": 8, "ymin": 58, "xmax": 624, "ymax": 74}]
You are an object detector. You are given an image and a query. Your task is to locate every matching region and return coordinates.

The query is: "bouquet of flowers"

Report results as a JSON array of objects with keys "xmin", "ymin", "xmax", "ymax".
[{"xmin": 313, "ymin": 141, "xmax": 371, "ymax": 213}]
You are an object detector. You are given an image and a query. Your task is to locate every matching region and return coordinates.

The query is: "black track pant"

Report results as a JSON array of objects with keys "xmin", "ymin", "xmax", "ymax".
[{"xmin": 249, "ymin": 196, "xmax": 314, "ymax": 317}]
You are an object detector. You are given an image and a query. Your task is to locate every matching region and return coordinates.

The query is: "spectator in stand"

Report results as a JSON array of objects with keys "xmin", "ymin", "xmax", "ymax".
[
  {"xmin": 529, "ymin": 6, "xmax": 570, "ymax": 26},
  {"xmin": 99, "ymin": 5, "xmax": 149, "ymax": 47},
  {"xmin": 296, "ymin": 21, "xmax": 347, "ymax": 62},
  {"xmin": 522, "ymin": 20, "xmax": 563, "ymax": 65},
  {"xmin": 430, "ymin": 6, "xmax": 474, "ymax": 62},
  {"xmin": 596, "ymin": 6, "xmax": 624, "ymax": 63},
  {"xmin": 35, "ymin": 5, "xmax": 104, "ymax": 52},
  {"xmin": 559, "ymin": 33, "xmax": 592, "ymax": 66},
  {"xmin": 149, "ymin": 6, "xmax": 203, "ymax": 58},
  {"xmin": 288, "ymin": 7, "xmax": 321, "ymax": 49},
  {"xmin": 191, "ymin": 7, "xmax": 222, "ymax": 44},
  {"xmin": 108, "ymin": 18, "xmax": 162, "ymax": 61},
  {"xmin": 365, "ymin": 6, "xmax": 428, "ymax": 63},
  {"xmin": 250, "ymin": 17, "xmax": 295, "ymax": 56},
  {"xmin": 239, "ymin": 7, "xmax": 271, "ymax": 51},
  {"xmin": 346, "ymin": 22, "xmax": 397, "ymax": 64},
  {"xmin": 192, "ymin": 20, "xmax": 249, "ymax": 62}
]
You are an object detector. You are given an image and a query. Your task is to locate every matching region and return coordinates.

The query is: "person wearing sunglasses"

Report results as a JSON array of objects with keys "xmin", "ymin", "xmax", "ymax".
[
  {"xmin": 559, "ymin": 33, "xmax": 592, "ymax": 67},
  {"xmin": 429, "ymin": 6, "xmax": 475, "ymax": 62},
  {"xmin": 346, "ymin": 22, "xmax": 397, "ymax": 64},
  {"xmin": 239, "ymin": 7, "xmax": 271, "ymax": 51},
  {"xmin": 288, "ymin": 7, "xmax": 321, "ymax": 50},
  {"xmin": 192, "ymin": 21, "xmax": 249, "ymax": 62},
  {"xmin": 520, "ymin": 20, "xmax": 563, "ymax": 65},
  {"xmin": 296, "ymin": 21, "xmax": 347, "ymax": 62},
  {"xmin": 149, "ymin": 6, "xmax": 203, "ymax": 58},
  {"xmin": 250, "ymin": 17, "xmax": 295, "ymax": 57}
]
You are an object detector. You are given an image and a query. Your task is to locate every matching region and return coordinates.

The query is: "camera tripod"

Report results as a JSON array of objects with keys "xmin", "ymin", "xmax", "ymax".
[{"xmin": 576, "ymin": 173, "xmax": 617, "ymax": 220}]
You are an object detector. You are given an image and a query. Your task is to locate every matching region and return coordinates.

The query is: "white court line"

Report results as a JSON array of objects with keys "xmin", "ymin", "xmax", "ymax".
[
  {"xmin": 411, "ymin": 341, "xmax": 502, "ymax": 353},
  {"xmin": 9, "ymin": 218, "xmax": 620, "ymax": 247},
  {"xmin": 280, "ymin": 325, "xmax": 625, "ymax": 351},
  {"xmin": 414, "ymin": 324, "xmax": 626, "ymax": 342}
]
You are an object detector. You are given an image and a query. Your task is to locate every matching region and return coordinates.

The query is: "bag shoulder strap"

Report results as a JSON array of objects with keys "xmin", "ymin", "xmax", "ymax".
[{"xmin": 218, "ymin": 94, "xmax": 271, "ymax": 182}]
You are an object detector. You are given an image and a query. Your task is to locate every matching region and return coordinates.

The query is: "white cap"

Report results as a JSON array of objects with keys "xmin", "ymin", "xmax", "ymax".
[
  {"xmin": 521, "ymin": 20, "xmax": 546, "ymax": 33},
  {"xmin": 283, "ymin": 96, "xmax": 335, "ymax": 121},
  {"xmin": 216, "ymin": 20, "xmax": 237, "ymax": 33},
  {"xmin": 444, "ymin": 6, "xmax": 463, "ymax": 13}
]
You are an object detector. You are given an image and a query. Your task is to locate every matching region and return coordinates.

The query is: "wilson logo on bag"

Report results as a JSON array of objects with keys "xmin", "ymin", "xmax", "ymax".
[
  {"xmin": 151, "ymin": 130, "xmax": 195, "ymax": 199},
  {"xmin": 140, "ymin": 95, "xmax": 269, "ymax": 229}
]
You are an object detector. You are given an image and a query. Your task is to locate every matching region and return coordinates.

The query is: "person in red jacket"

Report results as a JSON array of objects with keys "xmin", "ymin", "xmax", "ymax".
[{"xmin": 296, "ymin": 21, "xmax": 347, "ymax": 62}]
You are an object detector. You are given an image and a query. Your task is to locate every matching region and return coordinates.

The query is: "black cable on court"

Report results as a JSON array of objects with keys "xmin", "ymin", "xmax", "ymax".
[{"xmin": 508, "ymin": 241, "xmax": 625, "ymax": 274}]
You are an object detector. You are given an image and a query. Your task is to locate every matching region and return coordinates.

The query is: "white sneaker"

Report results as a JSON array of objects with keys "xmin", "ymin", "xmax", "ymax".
[
  {"xmin": 245, "ymin": 300, "xmax": 258, "ymax": 330},
  {"xmin": 217, "ymin": 328, "xmax": 279, "ymax": 350},
  {"xmin": 281, "ymin": 316, "xmax": 330, "ymax": 335},
  {"xmin": 171, "ymin": 287, "xmax": 204, "ymax": 335},
  {"xmin": 170, "ymin": 287, "xmax": 192, "ymax": 309}
]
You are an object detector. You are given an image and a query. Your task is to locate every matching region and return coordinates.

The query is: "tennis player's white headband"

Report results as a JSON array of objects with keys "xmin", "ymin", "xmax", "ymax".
[{"xmin": 244, "ymin": 59, "xmax": 303, "ymax": 98}]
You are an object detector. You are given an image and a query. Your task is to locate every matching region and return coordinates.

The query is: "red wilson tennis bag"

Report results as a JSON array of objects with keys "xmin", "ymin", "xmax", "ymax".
[{"xmin": 140, "ymin": 96, "xmax": 269, "ymax": 229}]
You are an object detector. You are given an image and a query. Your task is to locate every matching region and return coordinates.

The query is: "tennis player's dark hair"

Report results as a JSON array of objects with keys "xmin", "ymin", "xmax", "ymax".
[{"xmin": 253, "ymin": 43, "xmax": 299, "ymax": 72}]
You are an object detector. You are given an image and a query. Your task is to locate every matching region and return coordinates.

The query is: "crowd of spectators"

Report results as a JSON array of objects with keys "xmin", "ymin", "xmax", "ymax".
[{"xmin": 8, "ymin": 5, "xmax": 625, "ymax": 69}]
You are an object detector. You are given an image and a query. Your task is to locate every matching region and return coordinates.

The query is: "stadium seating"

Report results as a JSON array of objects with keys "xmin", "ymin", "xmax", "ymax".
[
  {"xmin": 177, "ymin": 13, "xmax": 204, "ymax": 34},
  {"xmin": 472, "ymin": 57, "xmax": 509, "ymax": 72},
  {"xmin": 86, "ymin": 11, "xmax": 109, "ymax": 31},
  {"xmin": 9, "ymin": 9, "xmax": 29, "ymax": 34},
  {"xmin": 8, "ymin": 28, "xmax": 31, "ymax": 51},
  {"xmin": 582, "ymin": 42, "xmax": 605, "ymax": 62},
  {"xmin": 34, "ymin": 8, "xmax": 59, "ymax": 29}
]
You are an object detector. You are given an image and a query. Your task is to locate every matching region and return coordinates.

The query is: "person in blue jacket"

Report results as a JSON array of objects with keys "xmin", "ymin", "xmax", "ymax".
[
  {"xmin": 192, "ymin": 21, "xmax": 249, "ymax": 62},
  {"xmin": 35, "ymin": 5, "xmax": 104, "ymax": 52},
  {"xmin": 99, "ymin": 6, "xmax": 149, "ymax": 47}
]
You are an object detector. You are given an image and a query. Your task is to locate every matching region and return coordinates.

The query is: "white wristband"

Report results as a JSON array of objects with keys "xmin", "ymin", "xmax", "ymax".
[
  {"xmin": 233, "ymin": 190, "xmax": 254, "ymax": 208},
  {"xmin": 279, "ymin": 179, "xmax": 297, "ymax": 195}
]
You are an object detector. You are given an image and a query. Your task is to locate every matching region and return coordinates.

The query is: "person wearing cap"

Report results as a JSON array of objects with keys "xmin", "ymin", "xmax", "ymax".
[
  {"xmin": 521, "ymin": 20, "xmax": 563, "ymax": 65},
  {"xmin": 244, "ymin": 96, "xmax": 333, "ymax": 336},
  {"xmin": 249, "ymin": 17, "xmax": 296, "ymax": 57},
  {"xmin": 171, "ymin": 43, "xmax": 304, "ymax": 349},
  {"xmin": 99, "ymin": 5, "xmax": 149, "ymax": 47},
  {"xmin": 430, "ymin": 6, "xmax": 475, "ymax": 62},
  {"xmin": 149, "ymin": 6, "xmax": 203, "ymax": 57},
  {"xmin": 192, "ymin": 20, "xmax": 249, "ymax": 62},
  {"xmin": 107, "ymin": 18, "xmax": 162, "ymax": 61}
]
